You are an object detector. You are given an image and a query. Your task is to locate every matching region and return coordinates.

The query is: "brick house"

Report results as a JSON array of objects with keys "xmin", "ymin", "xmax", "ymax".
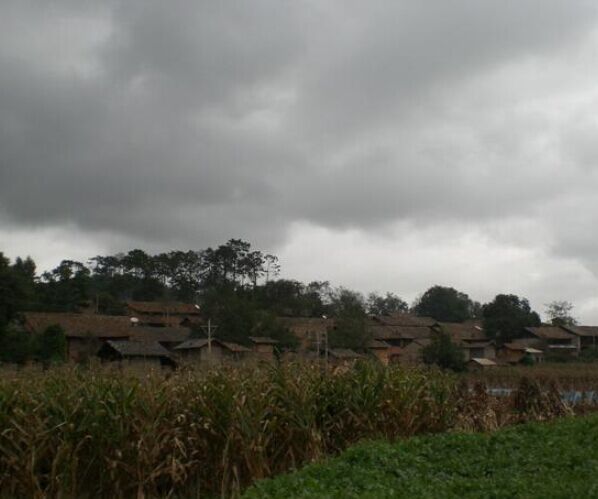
[
  {"xmin": 523, "ymin": 326, "xmax": 580, "ymax": 356},
  {"xmin": 23, "ymin": 312, "xmax": 133, "ymax": 362},
  {"xmin": 561, "ymin": 325, "xmax": 598, "ymax": 350},
  {"xmin": 367, "ymin": 313, "xmax": 435, "ymax": 349},
  {"xmin": 433, "ymin": 321, "xmax": 496, "ymax": 361}
]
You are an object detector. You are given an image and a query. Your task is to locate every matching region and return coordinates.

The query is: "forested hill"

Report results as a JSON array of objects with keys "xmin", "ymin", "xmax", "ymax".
[{"xmin": 1, "ymin": 238, "xmax": 567, "ymax": 353}]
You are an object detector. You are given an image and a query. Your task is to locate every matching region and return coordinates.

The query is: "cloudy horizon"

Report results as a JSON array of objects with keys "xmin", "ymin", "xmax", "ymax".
[{"xmin": 2, "ymin": 1, "xmax": 598, "ymax": 321}]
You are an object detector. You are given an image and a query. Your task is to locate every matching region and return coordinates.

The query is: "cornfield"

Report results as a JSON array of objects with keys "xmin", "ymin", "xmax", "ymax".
[{"xmin": 0, "ymin": 362, "xmax": 575, "ymax": 498}]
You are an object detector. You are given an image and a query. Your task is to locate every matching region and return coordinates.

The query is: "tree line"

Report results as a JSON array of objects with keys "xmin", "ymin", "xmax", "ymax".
[{"xmin": 0, "ymin": 239, "xmax": 578, "ymax": 364}]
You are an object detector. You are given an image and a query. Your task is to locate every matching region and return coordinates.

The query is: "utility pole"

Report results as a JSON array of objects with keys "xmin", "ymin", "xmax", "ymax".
[
  {"xmin": 315, "ymin": 331, "xmax": 321, "ymax": 360},
  {"xmin": 201, "ymin": 319, "xmax": 218, "ymax": 355},
  {"xmin": 324, "ymin": 329, "xmax": 329, "ymax": 369},
  {"xmin": 322, "ymin": 315, "xmax": 329, "ymax": 369}
]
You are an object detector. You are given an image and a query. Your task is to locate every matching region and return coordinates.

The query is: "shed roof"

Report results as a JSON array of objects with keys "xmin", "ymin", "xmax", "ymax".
[
  {"xmin": 503, "ymin": 343, "xmax": 544, "ymax": 354},
  {"xmin": 174, "ymin": 338, "xmax": 250, "ymax": 353},
  {"xmin": 221, "ymin": 341, "xmax": 251, "ymax": 353},
  {"xmin": 23, "ymin": 312, "xmax": 132, "ymax": 339},
  {"xmin": 105, "ymin": 340, "xmax": 172, "ymax": 358},
  {"xmin": 248, "ymin": 336, "xmax": 279, "ymax": 345},
  {"xmin": 525, "ymin": 347, "xmax": 543, "ymax": 354},
  {"xmin": 525, "ymin": 326, "xmax": 575, "ymax": 340},
  {"xmin": 367, "ymin": 339, "xmax": 390, "ymax": 349},
  {"xmin": 469, "ymin": 357, "xmax": 497, "ymax": 366},
  {"xmin": 327, "ymin": 348, "xmax": 364, "ymax": 359}
]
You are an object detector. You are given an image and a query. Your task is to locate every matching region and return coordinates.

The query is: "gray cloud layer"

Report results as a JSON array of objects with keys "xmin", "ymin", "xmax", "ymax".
[{"xmin": 3, "ymin": 1, "xmax": 598, "ymax": 316}]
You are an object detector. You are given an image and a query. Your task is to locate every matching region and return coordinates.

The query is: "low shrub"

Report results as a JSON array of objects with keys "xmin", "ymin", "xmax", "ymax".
[{"xmin": 245, "ymin": 414, "xmax": 598, "ymax": 498}]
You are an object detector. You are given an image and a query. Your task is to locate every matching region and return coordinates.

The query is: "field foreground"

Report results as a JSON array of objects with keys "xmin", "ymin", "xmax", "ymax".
[
  {"xmin": 0, "ymin": 362, "xmax": 588, "ymax": 498},
  {"xmin": 245, "ymin": 414, "xmax": 598, "ymax": 498}
]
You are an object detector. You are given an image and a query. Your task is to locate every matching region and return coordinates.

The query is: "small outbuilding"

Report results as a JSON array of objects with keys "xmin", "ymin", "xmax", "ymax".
[
  {"xmin": 499, "ymin": 343, "xmax": 544, "ymax": 364},
  {"xmin": 248, "ymin": 336, "xmax": 278, "ymax": 361}
]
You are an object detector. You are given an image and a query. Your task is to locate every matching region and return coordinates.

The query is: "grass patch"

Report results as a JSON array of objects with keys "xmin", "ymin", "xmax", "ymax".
[{"xmin": 244, "ymin": 415, "xmax": 598, "ymax": 498}]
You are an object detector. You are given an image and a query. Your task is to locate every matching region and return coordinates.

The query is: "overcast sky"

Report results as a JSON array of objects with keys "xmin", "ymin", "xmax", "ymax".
[{"xmin": 2, "ymin": 1, "xmax": 598, "ymax": 321}]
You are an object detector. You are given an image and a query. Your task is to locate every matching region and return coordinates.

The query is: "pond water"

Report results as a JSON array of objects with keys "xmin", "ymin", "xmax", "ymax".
[{"xmin": 487, "ymin": 387, "xmax": 598, "ymax": 405}]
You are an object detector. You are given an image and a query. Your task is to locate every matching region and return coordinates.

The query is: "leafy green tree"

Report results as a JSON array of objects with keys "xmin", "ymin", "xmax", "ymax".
[
  {"xmin": 36, "ymin": 324, "xmax": 67, "ymax": 363},
  {"xmin": 413, "ymin": 285, "xmax": 474, "ymax": 322},
  {"xmin": 0, "ymin": 253, "xmax": 36, "ymax": 326},
  {"xmin": 0, "ymin": 324, "xmax": 33, "ymax": 364},
  {"xmin": 38, "ymin": 260, "xmax": 91, "ymax": 312},
  {"xmin": 199, "ymin": 287, "xmax": 255, "ymax": 345},
  {"xmin": 252, "ymin": 279, "xmax": 328, "ymax": 317},
  {"xmin": 545, "ymin": 300, "xmax": 576, "ymax": 327},
  {"xmin": 251, "ymin": 311, "xmax": 299, "ymax": 351},
  {"xmin": 122, "ymin": 249, "xmax": 154, "ymax": 279},
  {"xmin": 166, "ymin": 250, "xmax": 202, "ymax": 301},
  {"xmin": 96, "ymin": 292, "xmax": 127, "ymax": 315},
  {"xmin": 482, "ymin": 294, "xmax": 541, "ymax": 343},
  {"xmin": 367, "ymin": 292, "xmax": 408, "ymax": 316},
  {"xmin": 422, "ymin": 331, "xmax": 465, "ymax": 371},
  {"xmin": 328, "ymin": 288, "xmax": 371, "ymax": 350}
]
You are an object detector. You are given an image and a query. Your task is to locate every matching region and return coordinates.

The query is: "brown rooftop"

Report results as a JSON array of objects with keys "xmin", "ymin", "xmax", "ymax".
[
  {"xmin": 174, "ymin": 338, "xmax": 250, "ymax": 353},
  {"xmin": 461, "ymin": 341, "xmax": 493, "ymax": 349},
  {"xmin": 174, "ymin": 338, "xmax": 213, "ymax": 350},
  {"xmin": 435, "ymin": 322, "xmax": 487, "ymax": 341},
  {"xmin": 502, "ymin": 343, "xmax": 546, "ymax": 355},
  {"xmin": 23, "ymin": 312, "xmax": 132, "ymax": 339},
  {"xmin": 368, "ymin": 322, "xmax": 433, "ymax": 341},
  {"xmin": 129, "ymin": 326, "xmax": 192, "ymax": 344},
  {"xmin": 104, "ymin": 340, "xmax": 173, "ymax": 358},
  {"xmin": 469, "ymin": 358, "xmax": 497, "ymax": 367},
  {"xmin": 525, "ymin": 326, "xmax": 576, "ymax": 340},
  {"xmin": 562, "ymin": 325, "xmax": 598, "ymax": 338},
  {"xmin": 248, "ymin": 336, "xmax": 279, "ymax": 345},
  {"xmin": 327, "ymin": 348, "xmax": 364, "ymax": 359},
  {"xmin": 372, "ymin": 313, "xmax": 436, "ymax": 327},
  {"xmin": 126, "ymin": 301, "xmax": 201, "ymax": 315},
  {"xmin": 367, "ymin": 339, "xmax": 390, "ymax": 349},
  {"xmin": 221, "ymin": 341, "xmax": 251, "ymax": 353}
]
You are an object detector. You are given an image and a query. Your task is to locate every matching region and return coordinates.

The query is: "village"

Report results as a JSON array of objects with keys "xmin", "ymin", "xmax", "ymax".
[{"xmin": 17, "ymin": 299, "xmax": 598, "ymax": 370}]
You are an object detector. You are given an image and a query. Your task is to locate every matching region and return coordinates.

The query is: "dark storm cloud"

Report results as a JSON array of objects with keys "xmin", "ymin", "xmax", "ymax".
[{"xmin": 1, "ymin": 0, "xmax": 598, "ymax": 261}]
